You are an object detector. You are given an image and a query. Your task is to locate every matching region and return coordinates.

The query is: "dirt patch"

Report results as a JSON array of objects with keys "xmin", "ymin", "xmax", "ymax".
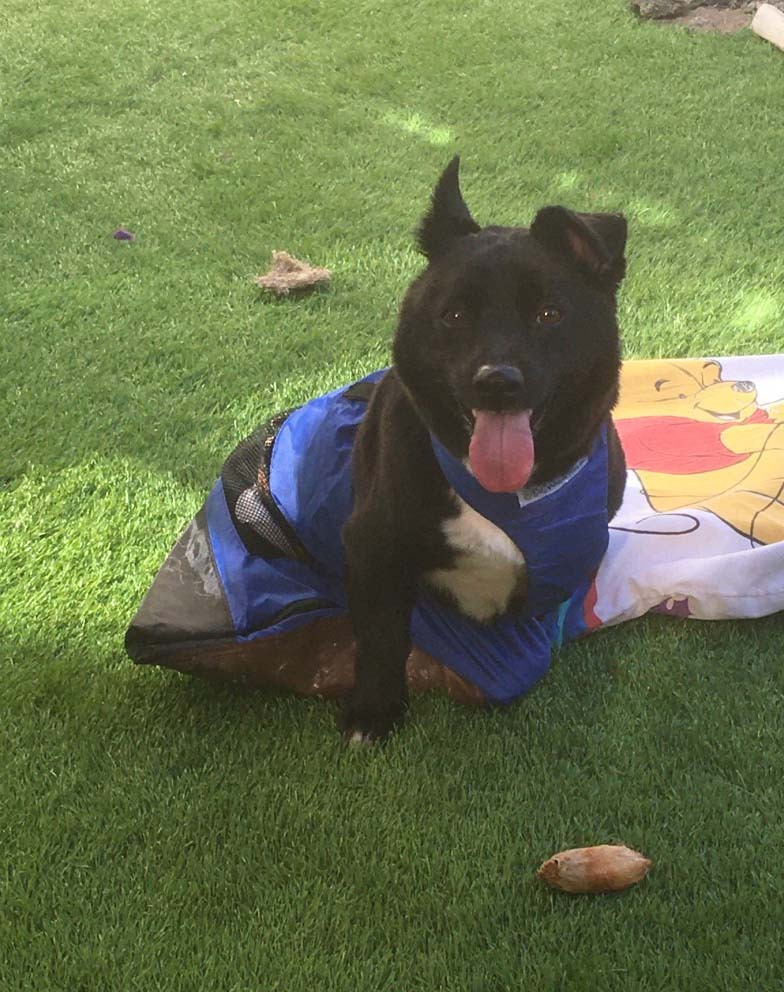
[
  {"xmin": 632, "ymin": 0, "xmax": 755, "ymax": 15},
  {"xmin": 662, "ymin": 6, "xmax": 754, "ymax": 30},
  {"xmin": 630, "ymin": 0, "xmax": 784, "ymax": 32}
]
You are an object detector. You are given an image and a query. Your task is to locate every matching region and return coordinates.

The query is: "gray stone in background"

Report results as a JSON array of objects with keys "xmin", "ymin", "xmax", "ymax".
[{"xmin": 632, "ymin": 0, "xmax": 782, "ymax": 18}]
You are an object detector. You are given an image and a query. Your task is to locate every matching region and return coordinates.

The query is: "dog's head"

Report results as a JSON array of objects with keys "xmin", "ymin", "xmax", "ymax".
[{"xmin": 393, "ymin": 157, "xmax": 626, "ymax": 491}]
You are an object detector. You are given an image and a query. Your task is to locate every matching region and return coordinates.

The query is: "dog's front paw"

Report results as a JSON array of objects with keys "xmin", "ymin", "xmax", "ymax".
[{"xmin": 339, "ymin": 695, "xmax": 407, "ymax": 746}]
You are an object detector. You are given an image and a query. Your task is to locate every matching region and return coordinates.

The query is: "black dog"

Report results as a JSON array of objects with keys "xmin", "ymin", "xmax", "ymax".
[{"xmin": 341, "ymin": 157, "xmax": 627, "ymax": 743}]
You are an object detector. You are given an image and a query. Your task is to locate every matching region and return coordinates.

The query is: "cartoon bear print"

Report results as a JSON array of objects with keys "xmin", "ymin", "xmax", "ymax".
[{"xmin": 614, "ymin": 359, "xmax": 784, "ymax": 545}]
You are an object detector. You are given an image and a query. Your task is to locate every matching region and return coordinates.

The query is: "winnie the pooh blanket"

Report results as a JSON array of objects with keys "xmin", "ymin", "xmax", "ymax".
[{"xmin": 597, "ymin": 354, "xmax": 784, "ymax": 627}]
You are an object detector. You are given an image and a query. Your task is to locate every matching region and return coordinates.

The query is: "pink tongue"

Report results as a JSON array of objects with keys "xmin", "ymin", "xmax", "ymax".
[{"xmin": 469, "ymin": 410, "xmax": 534, "ymax": 493}]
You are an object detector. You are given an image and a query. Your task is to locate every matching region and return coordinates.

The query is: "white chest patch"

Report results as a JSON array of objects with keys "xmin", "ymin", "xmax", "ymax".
[{"xmin": 423, "ymin": 494, "xmax": 526, "ymax": 623}]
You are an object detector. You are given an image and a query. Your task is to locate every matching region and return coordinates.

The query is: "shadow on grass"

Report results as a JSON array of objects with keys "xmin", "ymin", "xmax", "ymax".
[{"xmin": 1, "ymin": 603, "xmax": 635, "ymax": 754}]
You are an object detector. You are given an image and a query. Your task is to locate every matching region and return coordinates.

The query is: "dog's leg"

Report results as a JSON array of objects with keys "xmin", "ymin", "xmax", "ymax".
[{"xmin": 340, "ymin": 530, "xmax": 416, "ymax": 745}]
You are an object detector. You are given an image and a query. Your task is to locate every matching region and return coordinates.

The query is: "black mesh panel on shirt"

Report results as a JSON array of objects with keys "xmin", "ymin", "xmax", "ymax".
[
  {"xmin": 220, "ymin": 410, "xmax": 311, "ymax": 561},
  {"xmin": 221, "ymin": 383, "xmax": 376, "ymax": 562}
]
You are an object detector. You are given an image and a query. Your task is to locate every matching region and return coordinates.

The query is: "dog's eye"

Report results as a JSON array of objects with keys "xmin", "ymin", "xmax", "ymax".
[
  {"xmin": 536, "ymin": 306, "xmax": 563, "ymax": 327},
  {"xmin": 440, "ymin": 309, "xmax": 468, "ymax": 328}
]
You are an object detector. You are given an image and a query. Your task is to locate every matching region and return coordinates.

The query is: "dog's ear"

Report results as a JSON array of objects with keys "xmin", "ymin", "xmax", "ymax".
[
  {"xmin": 530, "ymin": 207, "xmax": 627, "ymax": 288},
  {"xmin": 417, "ymin": 156, "xmax": 480, "ymax": 260}
]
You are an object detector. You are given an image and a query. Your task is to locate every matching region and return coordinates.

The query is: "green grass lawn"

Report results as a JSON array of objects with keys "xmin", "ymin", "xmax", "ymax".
[{"xmin": 3, "ymin": 0, "xmax": 784, "ymax": 987}]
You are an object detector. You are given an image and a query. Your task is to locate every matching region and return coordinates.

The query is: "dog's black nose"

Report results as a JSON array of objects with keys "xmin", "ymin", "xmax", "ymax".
[
  {"xmin": 472, "ymin": 364, "xmax": 525, "ymax": 405},
  {"xmin": 732, "ymin": 380, "xmax": 755, "ymax": 393}
]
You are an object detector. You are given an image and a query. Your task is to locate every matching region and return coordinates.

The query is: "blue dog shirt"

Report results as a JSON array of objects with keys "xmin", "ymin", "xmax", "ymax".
[{"xmin": 202, "ymin": 369, "xmax": 609, "ymax": 704}]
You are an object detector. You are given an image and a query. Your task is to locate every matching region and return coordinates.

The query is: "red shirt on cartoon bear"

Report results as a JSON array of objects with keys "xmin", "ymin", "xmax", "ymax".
[{"xmin": 615, "ymin": 409, "xmax": 774, "ymax": 475}]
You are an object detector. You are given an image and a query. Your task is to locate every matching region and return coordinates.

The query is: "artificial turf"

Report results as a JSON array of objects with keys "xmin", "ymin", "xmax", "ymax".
[{"xmin": 2, "ymin": 0, "xmax": 784, "ymax": 988}]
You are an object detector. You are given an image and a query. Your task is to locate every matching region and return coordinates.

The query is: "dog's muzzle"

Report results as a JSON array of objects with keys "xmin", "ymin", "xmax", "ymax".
[{"xmin": 472, "ymin": 364, "xmax": 526, "ymax": 408}]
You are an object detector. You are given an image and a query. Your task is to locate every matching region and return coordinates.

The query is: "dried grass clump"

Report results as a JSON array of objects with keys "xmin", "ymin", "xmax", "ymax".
[{"xmin": 254, "ymin": 251, "xmax": 331, "ymax": 296}]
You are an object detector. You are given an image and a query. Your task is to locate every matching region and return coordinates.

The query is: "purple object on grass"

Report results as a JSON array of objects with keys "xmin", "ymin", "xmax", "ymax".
[{"xmin": 113, "ymin": 228, "xmax": 135, "ymax": 241}]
